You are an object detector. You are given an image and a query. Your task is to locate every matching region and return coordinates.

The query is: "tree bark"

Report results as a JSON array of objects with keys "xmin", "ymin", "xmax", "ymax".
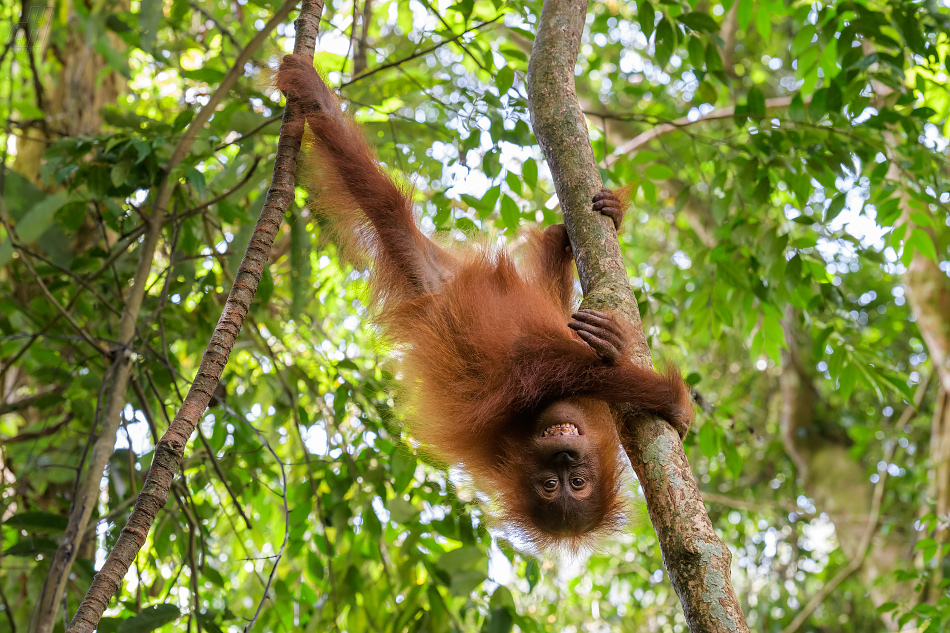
[
  {"xmin": 778, "ymin": 315, "xmax": 931, "ymax": 628},
  {"xmin": 61, "ymin": 2, "xmax": 323, "ymax": 631},
  {"xmin": 12, "ymin": 1, "xmax": 127, "ymax": 186},
  {"xmin": 526, "ymin": 2, "xmax": 749, "ymax": 631},
  {"xmin": 29, "ymin": 221, "xmax": 161, "ymax": 633},
  {"xmin": 903, "ymin": 228, "xmax": 950, "ymax": 395},
  {"xmin": 872, "ymin": 34, "xmax": 950, "ymax": 569}
]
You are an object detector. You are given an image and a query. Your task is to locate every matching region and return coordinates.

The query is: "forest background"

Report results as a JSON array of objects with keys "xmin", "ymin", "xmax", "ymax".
[{"xmin": 1, "ymin": 0, "xmax": 949, "ymax": 632}]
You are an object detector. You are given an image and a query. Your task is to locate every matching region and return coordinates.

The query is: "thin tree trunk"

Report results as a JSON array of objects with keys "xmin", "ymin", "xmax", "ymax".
[
  {"xmin": 526, "ymin": 2, "xmax": 749, "ymax": 631},
  {"xmin": 29, "ymin": 220, "xmax": 161, "ymax": 633},
  {"xmin": 60, "ymin": 2, "xmax": 322, "ymax": 631},
  {"xmin": 353, "ymin": 0, "xmax": 373, "ymax": 75}
]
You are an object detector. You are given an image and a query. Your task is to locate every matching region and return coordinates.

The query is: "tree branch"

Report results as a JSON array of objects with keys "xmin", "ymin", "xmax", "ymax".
[
  {"xmin": 526, "ymin": 2, "xmax": 749, "ymax": 631},
  {"xmin": 606, "ymin": 96, "xmax": 804, "ymax": 167},
  {"xmin": 338, "ymin": 15, "xmax": 501, "ymax": 89},
  {"xmin": 779, "ymin": 440, "xmax": 894, "ymax": 633},
  {"xmin": 63, "ymin": 2, "xmax": 325, "ymax": 631}
]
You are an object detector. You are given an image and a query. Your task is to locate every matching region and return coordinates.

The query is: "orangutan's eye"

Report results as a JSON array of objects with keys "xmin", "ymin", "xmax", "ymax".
[
  {"xmin": 570, "ymin": 477, "xmax": 585, "ymax": 489},
  {"xmin": 543, "ymin": 479, "xmax": 558, "ymax": 492}
]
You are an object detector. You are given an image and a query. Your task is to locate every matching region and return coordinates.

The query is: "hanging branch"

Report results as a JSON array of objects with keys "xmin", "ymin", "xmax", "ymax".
[
  {"xmin": 526, "ymin": 2, "xmax": 749, "ymax": 631},
  {"xmin": 64, "ymin": 2, "xmax": 325, "ymax": 631}
]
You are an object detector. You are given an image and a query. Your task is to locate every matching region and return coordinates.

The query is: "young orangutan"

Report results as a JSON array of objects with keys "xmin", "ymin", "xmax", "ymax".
[{"xmin": 276, "ymin": 54, "xmax": 692, "ymax": 549}]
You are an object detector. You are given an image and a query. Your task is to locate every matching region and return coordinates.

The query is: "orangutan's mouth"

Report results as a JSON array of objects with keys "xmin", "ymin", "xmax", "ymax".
[{"xmin": 541, "ymin": 423, "xmax": 580, "ymax": 437}]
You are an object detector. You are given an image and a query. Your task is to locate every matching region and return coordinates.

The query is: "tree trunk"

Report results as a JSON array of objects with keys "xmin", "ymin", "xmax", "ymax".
[
  {"xmin": 778, "ymin": 315, "xmax": 930, "ymax": 628},
  {"xmin": 13, "ymin": 1, "xmax": 126, "ymax": 185},
  {"xmin": 526, "ymin": 2, "xmax": 749, "ymax": 630}
]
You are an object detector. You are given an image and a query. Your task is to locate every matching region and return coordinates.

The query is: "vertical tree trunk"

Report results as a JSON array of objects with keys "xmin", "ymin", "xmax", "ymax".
[
  {"xmin": 526, "ymin": 2, "xmax": 749, "ymax": 631},
  {"xmin": 13, "ymin": 0, "xmax": 127, "ymax": 186}
]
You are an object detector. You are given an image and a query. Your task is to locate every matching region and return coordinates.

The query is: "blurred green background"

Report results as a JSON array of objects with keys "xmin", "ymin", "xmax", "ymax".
[{"xmin": 1, "ymin": 1, "xmax": 949, "ymax": 631}]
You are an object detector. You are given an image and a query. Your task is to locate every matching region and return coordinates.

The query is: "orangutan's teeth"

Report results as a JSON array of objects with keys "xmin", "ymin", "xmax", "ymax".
[{"xmin": 542, "ymin": 423, "xmax": 579, "ymax": 437}]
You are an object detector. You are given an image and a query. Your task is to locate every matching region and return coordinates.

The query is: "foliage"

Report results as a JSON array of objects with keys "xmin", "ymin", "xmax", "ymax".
[{"xmin": 0, "ymin": 0, "xmax": 948, "ymax": 632}]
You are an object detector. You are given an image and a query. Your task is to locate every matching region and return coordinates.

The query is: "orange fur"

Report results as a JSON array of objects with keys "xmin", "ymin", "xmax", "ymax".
[{"xmin": 277, "ymin": 54, "xmax": 693, "ymax": 548}]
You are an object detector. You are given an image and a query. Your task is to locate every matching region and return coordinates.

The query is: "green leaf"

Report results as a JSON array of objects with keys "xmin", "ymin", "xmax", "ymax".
[
  {"xmin": 783, "ymin": 253, "xmax": 802, "ymax": 287},
  {"xmin": 824, "ymin": 194, "xmax": 846, "ymax": 223},
  {"xmin": 819, "ymin": 36, "xmax": 838, "ymax": 81},
  {"xmin": 877, "ymin": 602, "xmax": 897, "ymax": 613},
  {"xmin": 499, "ymin": 195, "xmax": 520, "ymax": 229},
  {"xmin": 1, "ymin": 169, "xmax": 45, "ymax": 220},
  {"xmin": 448, "ymin": 568, "xmax": 487, "ymax": 596},
  {"xmin": 916, "ymin": 537, "xmax": 938, "ymax": 563},
  {"xmin": 227, "ymin": 223, "xmax": 254, "ymax": 275},
  {"xmin": 644, "ymin": 163, "xmax": 675, "ymax": 180},
  {"xmin": 755, "ymin": 6, "xmax": 771, "ymax": 40},
  {"xmin": 505, "ymin": 170, "xmax": 522, "ymax": 196},
  {"xmin": 753, "ymin": 176, "xmax": 771, "ymax": 205},
  {"xmin": 838, "ymin": 364, "xmax": 857, "ymax": 401},
  {"xmin": 800, "ymin": 55, "xmax": 820, "ymax": 93},
  {"xmin": 522, "ymin": 159, "xmax": 538, "ymax": 189},
  {"xmin": 117, "ymin": 604, "xmax": 181, "ymax": 633},
  {"xmin": 704, "ymin": 43, "xmax": 723, "ymax": 73},
  {"xmin": 387, "ymin": 498, "xmax": 419, "ymax": 524},
  {"xmin": 737, "ymin": 0, "xmax": 753, "ymax": 29},
  {"xmin": 911, "ymin": 106, "xmax": 937, "ymax": 120},
  {"xmin": 186, "ymin": 167, "xmax": 206, "ymax": 196},
  {"xmin": 172, "ymin": 109, "xmax": 195, "ymax": 133},
  {"xmin": 698, "ymin": 421, "xmax": 719, "ymax": 459},
  {"xmin": 3, "ymin": 537, "xmax": 57, "ymax": 556},
  {"xmin": 94, "ymin": 35, "xmax": 131, "ymax": 79},
  {"xmin": 723, "ymin": 439, "xmax": 742, "ymax": 478},
  {"xmin": 482, "ymin": 185, "xmax": 502, "ymax": 218},
  {"xmin": 641, "ymin": 179, "xmax": 656, "ymax": 206},
  {"xmin": 791, "ymin": 25, "xmax": 816, "ymax": 57},
  {"xmin": 460, "ymin": 193, "xmax": 483, "ymax": 211},
  {"xmin": 905, "ymin": 228, "xmax": 938, "ymax": 263},
  {"xmin": 97, "ymin": 617, "xmax": 121, "ymax": 633},
  {"xmin": 687, "ymin": 37, "xmax": 705, "ymax": 71},
  {"xmin": 655, "ymin": 19, "xmax": 675, "ymax": 69},
  {"xmin": 697, "ymin": 80, "xmax": 718, "ymax": 104},
  {"xmin": 130, "ymin": 136, "xmax": 151, "ymax": 162},
  {"xmin": 630, "ymin": 150, "xmax": 660, "ymax": 165},
  {"xmin": 255, "ymin": 266, "xmax": 274, "ymax": 306},
  {"xmin": 14, "ymin": 191, "xmax": 73, "ymax": 243},
  {"xmin": 909, "ymin": 211, "xmax": 933, "ymax": 228},
  {"xmin": 525, "ymin": 558, "xmax": 541, "ymax": 591},
  {"xmin": 875, "ymin": 370, "xmax": 915, "ymax": 402},
  {"xmin": 0, "ymin": 241, "xmax": 12, "ymax": 268},
  {"xmin": 876, "ymin": 195, "xmax": 902, "ymax": 226},
  {"xmin": 182, "ymin": 67, "xmax": 226, "ymax": 84},
  {"xmin": 679, "ymin": 12, "xmax": 719, "ymax": 34},
  {"xmin": 483, "ymin": 149, "xmax": 501, "ymax": 178},
  {"xmin": 789, "ymin": 94, "xmax": 805, "ymax": 121},
  {"xmin": 139, "ymin": 0, "xmax": 164, "ymax": 52},
  {"xmin": 826, "ymin": 80, "xmax": 842, "ymax": 113},
  {"xmin": 486, "ymin": 605, "xmax": 514, "ymax": 633},
  {"xmin": 746, "ymin": 86, "xmax": 765, "ymax": 118},
  {"xmin": 638, "ymin": 1, "xmax": 656, "ymax": 39},
  {"xmin": 496, "ymin": 66, "xmax": 514, "ymax": 95},
  {"xmin": 438, "ymin": 546, "xmax": 484, "ymax": 573},
  {"xmin": 6, "ymin": 511, "xmax": 69, "ymax": 533},
  {"xmin": 110, "ymin": 161, "xmax": 130, "ymax": 188}
]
